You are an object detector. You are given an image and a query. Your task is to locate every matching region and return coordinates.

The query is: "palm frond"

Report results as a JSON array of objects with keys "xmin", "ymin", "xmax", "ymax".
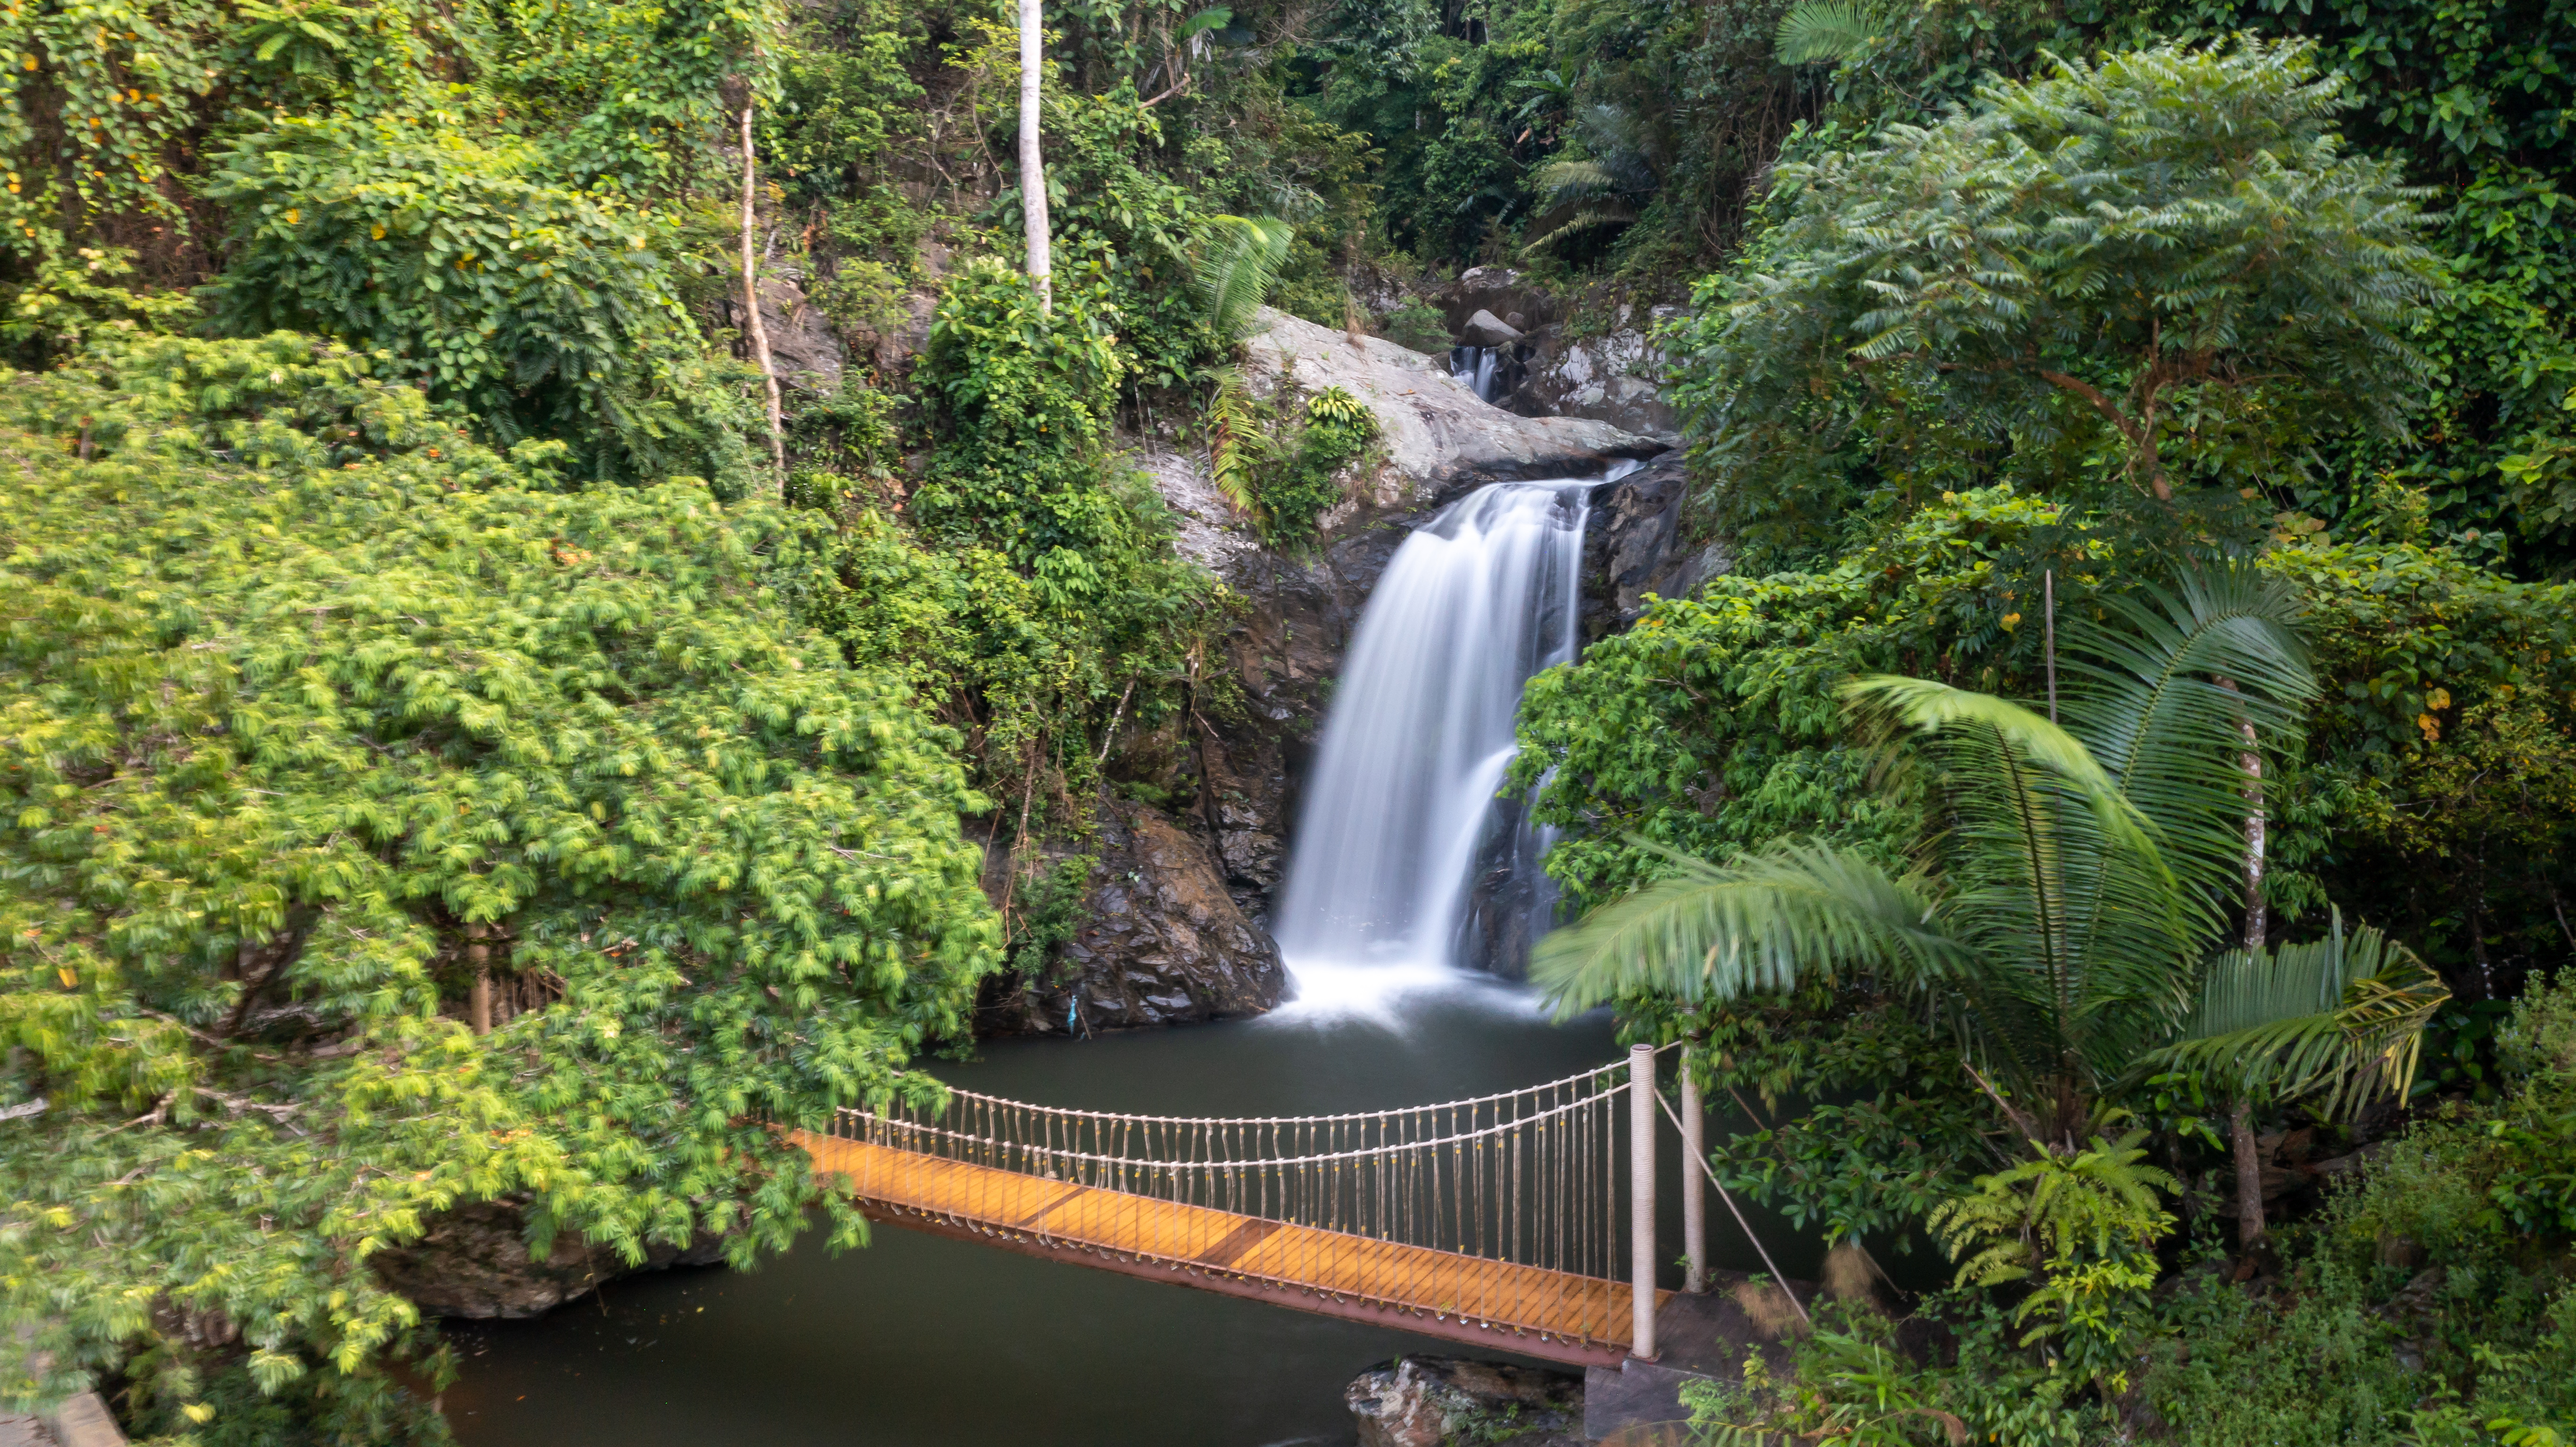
[
  {"xmin": 1531, "ymin": 158, "xmax": 1622, "ymax": 199},
  {"xmin": 1199, "ymin": 364, "xmax": 1266, "ymax": 518},
  {"xmin": 1531, "ymin": 842, "xmax": 1973, "ymax": 1019},
  {"xmin": 1775, "ymin": 0, "xmax": 1874, "ymax": 65},
  {"xmin": 1844, "ymin": 674, "xmax": 2196, "ymax": 1085},
  {"xmin": 2140, "ymin": 914, "xmax": 2449, "ymax": 1116},
  {"xmin": 1191, "ymin": 214, "xmax": 1295, "ymax": 344},
  {"xmin": 2058, "ymin": 559, "xmax": 2317, "ymax": 919},
  {"xmin": 1520, "ymin": 204, "xmax": 1641, "ymax": 255}
]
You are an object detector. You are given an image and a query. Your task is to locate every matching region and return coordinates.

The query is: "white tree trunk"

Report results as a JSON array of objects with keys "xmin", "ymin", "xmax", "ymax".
[
  {"xmin": 1018, "ymin": 0, "xmax": 1052, "ymax": 313},
  {"xmin": 739, "ymin": 104, "xmax": 784, "ymax": 487}
]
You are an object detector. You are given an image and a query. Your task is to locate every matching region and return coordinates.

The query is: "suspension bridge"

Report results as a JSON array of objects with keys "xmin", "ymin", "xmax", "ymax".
[{"xmin": 786, "ymin": 1044, "xmax": 1794, "ymax": 1368}]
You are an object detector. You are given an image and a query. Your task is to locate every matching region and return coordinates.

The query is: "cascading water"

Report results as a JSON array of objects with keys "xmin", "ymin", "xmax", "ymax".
[
  {"xmin": 1449, "ymin": 345, "xmax": 1508, "ymax": 404},
  {"xmin": 1270, "ymin": 475, "xmax": 1617, "ymax": 1018}
]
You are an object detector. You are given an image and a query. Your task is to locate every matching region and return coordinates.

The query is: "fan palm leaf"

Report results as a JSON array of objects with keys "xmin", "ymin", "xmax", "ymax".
[
  {"xmin": 1844, "ymin": 675, "xmax": 2194, "ymax": 1084},
  {"xmin": 1199, "ymin": 364, "xmax": 1266, "ymax": 518},
  {"xmin": 2058, "ymin": 560, "xmax": 2315, "ymax": 925}
]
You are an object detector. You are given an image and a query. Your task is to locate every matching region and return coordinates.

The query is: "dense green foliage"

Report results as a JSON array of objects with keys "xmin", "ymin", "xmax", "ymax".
[
  {"xmin": 1669, "ymin": 41, "xmax": 2446, "ymax": 565},
  {"xmin": 0, "ymin": 333, "xmax": 994, "ymax": 1440},
  {"xmin": 3, "ymin": 0, "xmax": 2572, "ymax": 1432},
  {"xmin": 1687, "ymin": 975, "xmax": 2576, "ymax": 1444}
]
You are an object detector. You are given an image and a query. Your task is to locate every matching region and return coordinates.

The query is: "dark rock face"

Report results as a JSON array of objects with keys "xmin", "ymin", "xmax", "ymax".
[
  {"xmin": 980, "ymin": 802, "xmax": 1288, "ymax": 1035},
  {"xmin": 1506, "ymin": 321, "xmax": 1679, "ymax": 441},
  {"xmin": 715, "ymin": 276, "xmax": 845, "ymax": 395},
  {"xmin": 1583, "ymin": 449, "xmax": 1729, "ymax": 641},
  {"xmin": 370, "ymin": 1200, "xmax": 728, "ymax": 1319},
  {"xmin": 1346, "ymin": 1355, "xmax": 1585, "ymax": 1447}
]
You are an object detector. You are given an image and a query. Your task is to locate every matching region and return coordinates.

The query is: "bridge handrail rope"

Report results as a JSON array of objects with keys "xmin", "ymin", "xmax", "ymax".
[
  {"xmin": 867, "ymin": 1044, "xmax": 1675, "ymax": 1133},
  {"xmin": 834, "ymin": 1070, "xmax": 1629, "ymax": 1171}
]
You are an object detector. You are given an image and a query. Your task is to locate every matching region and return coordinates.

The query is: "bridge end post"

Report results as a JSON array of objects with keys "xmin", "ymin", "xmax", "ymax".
[
  {"xmin": 1680, "ymin": 1046, "xmax": 1706, "ymax": 1294},
  {"xmin": 1629, "ymin": 1042, "xmax": 1658, "ymax": 1361}
]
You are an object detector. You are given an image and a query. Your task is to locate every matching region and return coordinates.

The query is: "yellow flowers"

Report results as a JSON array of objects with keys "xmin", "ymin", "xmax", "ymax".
[{"xmin": 283, "ymin": 207, "xmax": 299, "ymax": 224}]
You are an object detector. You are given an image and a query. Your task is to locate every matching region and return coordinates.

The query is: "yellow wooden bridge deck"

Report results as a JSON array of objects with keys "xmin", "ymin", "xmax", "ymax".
[{"xmin": 791, "ymin": 1129, "xmax": 1662, "ymax": 1367}]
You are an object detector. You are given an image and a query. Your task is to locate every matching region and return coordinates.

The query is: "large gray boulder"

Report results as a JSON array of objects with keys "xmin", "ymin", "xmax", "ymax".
[
  {"xmin": 1514, "ymin": 316, "xmax": 1679, "ymax": 441},
  {"xmin": 1457, "ymin": 307, "xmax": 1524, "ymax": 347},
  {"xmin": 1241, "ymin": 307, "xmax": 1657, "ymax": 512}
]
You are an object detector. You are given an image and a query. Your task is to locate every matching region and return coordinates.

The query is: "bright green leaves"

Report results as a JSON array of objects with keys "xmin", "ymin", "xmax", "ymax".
[
  {"xmin": 200, "ymin": 115, "xmax": 760, "ymax": 495},
  {"xmin": 1668, "ymin": 38, "xmax": 2447, "ymax": 558},
  {"xmin": 0, "ymin": 338, "xmax": 996, "ymax": 1437},
  {"xmin": 1929, "ymin": 1131, "xmax": 2177, "ymax": 1395}
]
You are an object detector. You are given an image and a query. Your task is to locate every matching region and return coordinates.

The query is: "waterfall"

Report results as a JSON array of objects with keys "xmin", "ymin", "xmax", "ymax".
[
  {"xmin": 1270, "ymin": 477, "xmax": 1608, "ymax": 1015},
  {"xmin": 1449, "ymin": 345, "xmax": 1507, "ymax": 404}
]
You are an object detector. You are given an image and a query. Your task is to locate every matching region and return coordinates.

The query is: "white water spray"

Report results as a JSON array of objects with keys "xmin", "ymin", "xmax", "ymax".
[{"xmin": 1267, "ymin": 477, "xmax": 1612, "ymax": 1022}]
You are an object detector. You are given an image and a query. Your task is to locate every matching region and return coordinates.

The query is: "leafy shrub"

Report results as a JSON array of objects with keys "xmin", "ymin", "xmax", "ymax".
[
  {"xmin": 1929, "ymin": 1132, "xmax": 2177, "ymax": 1395},
  {"xmin": 1664, "ymin": 39, "xmax": 2445, "ymax": 569},
  {"xmin": 795, "ymin": 260, "xmax": 1227, "ymax": 797},
  {"xmin": 1261, "ymin": 386, "xmax": 1378, "ymax": 549},
  {"xmin": 912, "ymin": 260, "xmax": 1131, "ymax": 573},
  {"xmin": 1378, "ymin": 298, "xmax": 1452, "ymax": 354},
  {"xmin": 0, "ymin": 332, "xmax": 996, "ymax": 1439},
  {"xmin": 200, "ymin": 115, "xmax": 761, "ymax": 493}
]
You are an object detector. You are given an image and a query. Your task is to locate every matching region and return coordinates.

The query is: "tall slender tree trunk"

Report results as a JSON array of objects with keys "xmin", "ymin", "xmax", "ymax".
[
  {"xmin": 2218, "ymin": 676, "xmax": 2269, "ymax": 1249},
  {"xmin": 1018, "ymin": 0, "xmax": 1052, "ymax": 312},
  {"xmin": 2231, "ymin": 1099, "xmax": 2265, "ymax": 1251},
  {"xmin": 738, "ymin": 103, "xmax": 784, "ymax": 486},
  {"xmin": 467, "ymin": 922, "xmax": 493, "ymax": 1037}
]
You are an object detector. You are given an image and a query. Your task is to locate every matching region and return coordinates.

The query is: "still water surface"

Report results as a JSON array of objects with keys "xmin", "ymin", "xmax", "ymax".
[{"xmin": 443, "ymin": 974, "xmax": 1697, "ymax": 1446}]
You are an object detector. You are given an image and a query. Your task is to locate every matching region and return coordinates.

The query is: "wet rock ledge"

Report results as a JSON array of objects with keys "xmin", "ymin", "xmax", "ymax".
[{"xmin": 1347, "ymin": 1356, "xmax": 1586, "ymax": 1447}]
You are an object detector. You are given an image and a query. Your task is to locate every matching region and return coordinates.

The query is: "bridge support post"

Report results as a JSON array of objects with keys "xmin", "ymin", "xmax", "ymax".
[
  {"xmin": 1680, "ymin": 1047, "xmax": 1706, "ymax": 1294},
  {"xmin": 1629, "ymin": 1042, "xmax": 1657, "ymax": 1360}
]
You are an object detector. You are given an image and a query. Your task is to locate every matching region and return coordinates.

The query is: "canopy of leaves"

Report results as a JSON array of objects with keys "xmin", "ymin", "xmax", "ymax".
[
  {"xmin": 1668, "ymin": 39, "xmax": 2446, "ymax": 563},
  {"xmin": 0, "ymin": 333, "xmax": 995, "ymax": 1440},
  {"xmin": 201, "ymin": 116, "xmax": 759, "ymax": 492}
]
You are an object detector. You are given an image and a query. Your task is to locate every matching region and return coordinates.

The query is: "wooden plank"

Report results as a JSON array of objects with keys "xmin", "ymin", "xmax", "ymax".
[{"xmin": 787, "ymin": 1130, "xmax": 1668, "ymax": 1361}]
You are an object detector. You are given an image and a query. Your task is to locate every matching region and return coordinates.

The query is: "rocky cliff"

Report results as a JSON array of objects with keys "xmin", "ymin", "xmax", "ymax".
[
  {"xmin": 978, "ymin": 801, "xmax": 1288, "ymax": 1034},
  {"xmin": 975, "ymin": 309, "xmax": 1708, "ymax": 1027}
]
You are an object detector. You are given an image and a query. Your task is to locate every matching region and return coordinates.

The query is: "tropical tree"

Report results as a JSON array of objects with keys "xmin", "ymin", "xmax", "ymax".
[
  {"xmin": 1535, "ymin": 564, "xmax": 2446, "ymax": 1215},
  {"xmin": 1666, "ymin": 37, "xmax": 2447, "ymax": 550}
]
